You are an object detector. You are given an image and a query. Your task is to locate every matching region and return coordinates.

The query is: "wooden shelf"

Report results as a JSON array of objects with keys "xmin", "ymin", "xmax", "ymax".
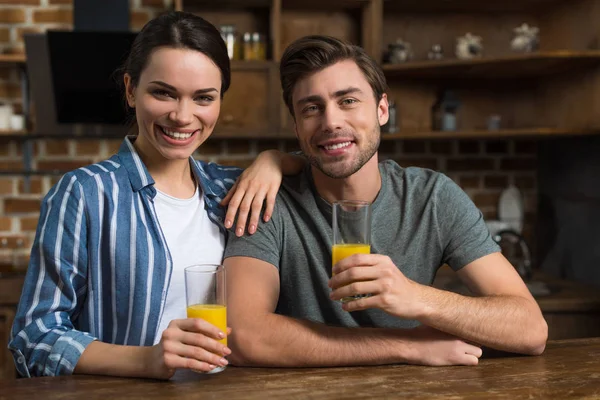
[
  {"xmin": 382, "ymin": 51, "xmax": 600, "ymax": 80},
  {"xmin": 384, "ymin": 0, "xmax": 563, "ymax": 12},
  {"xmin": 0, "ymin": 54, "xmax": 26, "ymax": 65},
  {"xmin": 230, "ymin": 60, "xmax": 275, "ymax": 70},
  {"xmin": 0, "ymin": 129, "xmax": 28, "ymax": 137},
  {"xmin": 181, "ymin": 0, "xmax": 271, "ymax": 9},
  {"xmin": 380, "ymin": 128, "xmax": 600, "ymax": 140},
  {"xmin": 282, "ymin": 0, "xmax": 368, "ymax": 10}
]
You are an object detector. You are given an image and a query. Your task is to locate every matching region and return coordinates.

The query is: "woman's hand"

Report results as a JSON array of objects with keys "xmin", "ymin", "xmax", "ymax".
[
  {"xmin": 221, "ymin": 150, "xmax": 305, "ymax": 236},
  {"xmin": 149, "ymin": 318, "xmax": 231, "ymax": 379},
  {"xmin": 220, "ymin": 150, "xmax": 283, "ymax": 236}
]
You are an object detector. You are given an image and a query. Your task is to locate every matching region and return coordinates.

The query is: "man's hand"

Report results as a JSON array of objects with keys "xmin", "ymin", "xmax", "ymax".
[
  {"xmin": 329, "ymin": 254, "xmax": 425, "ymax": 319},
  {"xmin": 404, "ymin": 325, "xmax": 483, "ymax": 366}
]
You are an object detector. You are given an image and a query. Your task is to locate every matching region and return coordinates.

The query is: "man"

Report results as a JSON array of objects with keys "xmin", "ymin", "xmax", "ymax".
[{"xmin": 223, "ymin": 35, "xmax": 547, "ymax": 367}]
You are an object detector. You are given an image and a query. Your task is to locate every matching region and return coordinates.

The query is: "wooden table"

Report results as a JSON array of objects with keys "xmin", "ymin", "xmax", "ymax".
[{"xmin": 2, "ymin": 338, "xmax": 600, "ymax": 399}]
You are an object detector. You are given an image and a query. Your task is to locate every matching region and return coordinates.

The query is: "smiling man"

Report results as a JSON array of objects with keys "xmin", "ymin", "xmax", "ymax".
[{"xmin": 223, "ymin": 35, "xmax": 548, "ymax": 367}]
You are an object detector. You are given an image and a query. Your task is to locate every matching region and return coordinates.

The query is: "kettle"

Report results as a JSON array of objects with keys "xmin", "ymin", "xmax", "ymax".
[{"xmin": 492, "ymin": 229, "xmax": 532, "ymax": 281}]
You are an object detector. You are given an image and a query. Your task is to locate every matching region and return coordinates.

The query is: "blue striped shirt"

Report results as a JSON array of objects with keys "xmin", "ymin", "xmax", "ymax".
[{"xmin": 8, "ymin": 136, "xmax": 241, "ymax": 377}]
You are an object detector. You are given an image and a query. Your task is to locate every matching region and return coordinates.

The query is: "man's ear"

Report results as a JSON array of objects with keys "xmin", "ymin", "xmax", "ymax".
[
  {"xmin": 124, "ymin": 73, "xmax": 136, "ymax": 108},
  {"xmin": 378, "ymin": 93, "xmax": 389, "ymax": 127}
]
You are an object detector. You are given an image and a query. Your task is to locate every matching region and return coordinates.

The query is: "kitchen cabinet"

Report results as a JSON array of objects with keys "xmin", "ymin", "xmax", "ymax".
[
  {"xmin": 173, "ymin": 0, "xmax": 600, "ymax": 139},
  {"xmin": 214, "ymin": 61, "xmax": 280, "ymax": 138}
]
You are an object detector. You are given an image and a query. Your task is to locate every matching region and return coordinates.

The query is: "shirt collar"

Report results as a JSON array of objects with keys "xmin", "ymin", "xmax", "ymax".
[{"xmin": 117, "ymin": 136, "xmax": 224, "ymax": 200}]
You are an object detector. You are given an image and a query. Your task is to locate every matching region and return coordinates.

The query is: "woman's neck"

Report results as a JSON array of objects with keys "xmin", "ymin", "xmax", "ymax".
[{"xmin": 133, "ymin": 139, "xmax": 197, "ymax": 199}]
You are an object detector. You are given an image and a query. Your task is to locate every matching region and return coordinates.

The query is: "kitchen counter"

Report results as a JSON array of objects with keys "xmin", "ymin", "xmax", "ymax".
[{"xmin": 2, "ymin": 338, "xmax": 600, "ymax": 399}]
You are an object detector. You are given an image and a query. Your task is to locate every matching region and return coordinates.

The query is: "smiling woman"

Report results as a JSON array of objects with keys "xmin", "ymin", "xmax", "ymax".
[{"xmin": 8, "ymin": 11, "xmax": 305, "ymax": 380}]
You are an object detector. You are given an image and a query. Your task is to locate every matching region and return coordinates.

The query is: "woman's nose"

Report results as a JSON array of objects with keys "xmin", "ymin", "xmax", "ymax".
[{"xmin": 169, "ymin": 99, "xmax": 194, "ymax": 125}]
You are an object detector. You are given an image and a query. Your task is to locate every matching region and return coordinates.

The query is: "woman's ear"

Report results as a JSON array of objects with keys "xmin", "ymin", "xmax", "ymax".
[{"xmin": 124, "ymin": 73, "xmax": 136, "ymax": 108}]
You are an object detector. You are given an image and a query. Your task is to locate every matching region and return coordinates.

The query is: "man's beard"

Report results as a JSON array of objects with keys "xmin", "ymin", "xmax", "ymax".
[{"xmin": 301, "ymin": 124, "xmax": 380, "ymax": 179}]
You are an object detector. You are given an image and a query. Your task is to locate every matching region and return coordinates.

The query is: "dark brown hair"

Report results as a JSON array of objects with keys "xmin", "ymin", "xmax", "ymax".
[
  {"xmin": 280, "ymin": 35, "xmax": 387, "ymax": 118},
  {"xmin": 121, "ymin": 11, "xmax": 230, "ymax": 102}
]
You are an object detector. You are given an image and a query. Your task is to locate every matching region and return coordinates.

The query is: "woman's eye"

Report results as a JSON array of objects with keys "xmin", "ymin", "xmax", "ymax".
[
  {"xmin": 196, "ymin": 96, "xmax": 214, "ymax": 103},
  {"xmin": 152, "ymin": 89, "xmax": 172, "ymax": 98}
]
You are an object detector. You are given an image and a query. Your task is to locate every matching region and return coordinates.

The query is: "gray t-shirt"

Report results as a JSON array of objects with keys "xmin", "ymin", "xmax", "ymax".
[{"xmin": 224, "ymin": 160, "xmax": 500, "ymax": 329}]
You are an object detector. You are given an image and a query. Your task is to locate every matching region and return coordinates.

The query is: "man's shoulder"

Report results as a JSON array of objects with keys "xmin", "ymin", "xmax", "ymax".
[{"xmin": 380, "ymin": 159, "xmax": 449, "ymax": 189}]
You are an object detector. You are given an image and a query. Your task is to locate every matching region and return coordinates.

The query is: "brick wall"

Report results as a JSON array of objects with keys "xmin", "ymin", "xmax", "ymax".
[
  {"xmin": 0, "ymin": 0, "xmax": 538, "ymax": 271},
  {"xmin": 0, "ymin": 136, "xmax": 538, "ymax": 271}
]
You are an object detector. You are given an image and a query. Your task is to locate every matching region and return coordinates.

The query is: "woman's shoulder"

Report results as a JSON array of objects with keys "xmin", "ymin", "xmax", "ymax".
[{"xmin": 50, "ymin": 156, "xmax": 126, "ymax": 193}]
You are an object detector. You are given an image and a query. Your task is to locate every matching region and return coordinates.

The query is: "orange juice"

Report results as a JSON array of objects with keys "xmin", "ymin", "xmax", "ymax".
[
  {"xmin": 332, "ymin": 243, "xmax": 371, "ymax": 274},
  {"xmin": 186, "ymin": 304, "xmax": 227, "ymax": 345}
]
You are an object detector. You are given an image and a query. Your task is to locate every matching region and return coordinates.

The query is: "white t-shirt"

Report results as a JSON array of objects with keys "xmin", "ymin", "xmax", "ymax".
[{"xmin": 153, "ymin": 185, "xmax": 225, "ymax": 344}]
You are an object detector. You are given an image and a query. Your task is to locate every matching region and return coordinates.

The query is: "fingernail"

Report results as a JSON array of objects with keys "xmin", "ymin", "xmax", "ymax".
[
  {"xmin": 218, "ymin": 331, "xmax": 225, "ymax": 338},
  {"xmin": 236, "ymin": 228, "xmax": 243, "ymax": 236},
  {"xmin": 220, "ymin": 358, "xmax": 229, "ymax": 366},
  {"xmin": 225, "ymin": 220, "xmax": 232, "ymax": 228},
  {"xmin": 209, "ymin": 364, "xmax": 216, "ymax": 370},
  {"xmin": 249, "ymin": 224, "xmax": 256, "ymax": 233},
  {"xmin": 264, "ymin": 215, "xmax": 270, "ymax": 222},
  {"xmin": 223, "ymin": 347, "xmax": 232, "ymax": 355}
]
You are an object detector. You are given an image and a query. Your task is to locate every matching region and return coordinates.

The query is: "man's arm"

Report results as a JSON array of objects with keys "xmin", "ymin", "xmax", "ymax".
[
  {"xmin": 331, "ymin": 252, "xmax": 547, "ymax": 356},
  {"xmin": 419, "ymin": 252, "xmax": 547, "ymax": 355},
  {"xmin": 224, "ymin": 256, "xmax": 482, "ymax": 367}
]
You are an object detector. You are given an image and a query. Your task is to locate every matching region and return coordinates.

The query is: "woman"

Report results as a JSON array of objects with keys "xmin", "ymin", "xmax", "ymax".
[{"xmin": 9, "ymin": 11, "xmax": 303, "ymax": 379}]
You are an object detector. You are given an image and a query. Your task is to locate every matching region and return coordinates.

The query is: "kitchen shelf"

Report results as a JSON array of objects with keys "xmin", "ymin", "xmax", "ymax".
[
  {"xmin": 0, "ymin": 129, "xmax": 28, "ymax": 137},
  {"xmin": 384, "ymin": 0, "xmax": 563, "ymax": 12},
  {"xmin": 380, "ymin": 128, "xmax": 600, "ymax": 140},
  {"xmin": 0, "ymin": 54, "xmax": 26, "ymax": 65},
  {"xmin": 382, "ymin": 51, "xmax": 600, "ymax": 80},
  {"xmin": 180, "ymin": 0, "xmax": 271, "ymax": 9}
]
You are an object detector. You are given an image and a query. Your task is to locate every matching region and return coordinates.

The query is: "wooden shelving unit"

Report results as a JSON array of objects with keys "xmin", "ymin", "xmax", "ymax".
[
  {"xmin": 0, "ymin": 54, "xmax": 26, "ymax": 65},
  {"xmin": 382, "ymin": 51, "xmax": 600, "ymax": 80},
  {"xmin": 380, "ymin": 128, "xmax": 600, "ymax": 141},
  {"xmin": 383, "ymin": 0, "xmax": 563, "ymax": 12}
]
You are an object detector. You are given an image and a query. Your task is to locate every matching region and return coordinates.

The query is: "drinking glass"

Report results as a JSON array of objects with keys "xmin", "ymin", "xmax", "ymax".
[
  {"xmin": 185, "ymin": 264, "xmax": 227, "ymax": 373},
  {"xmin": 332, "ymin": 200, "xmax": 372, "ymax": 303}
]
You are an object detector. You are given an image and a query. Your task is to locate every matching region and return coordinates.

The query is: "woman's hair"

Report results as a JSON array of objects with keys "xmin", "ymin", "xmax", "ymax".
[
  {"xmin": 121, "ymin": 11, "xmax": 230, "ymax": 104},
  {"xmin": 280, "ymin": 35, "xmax": 387, "ymax": 118}
]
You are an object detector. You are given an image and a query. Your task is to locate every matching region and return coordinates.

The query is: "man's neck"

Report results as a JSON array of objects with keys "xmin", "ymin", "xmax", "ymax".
[{"xmin": 312, "ymin": 154, "xmax": 381, "ymax": 204}]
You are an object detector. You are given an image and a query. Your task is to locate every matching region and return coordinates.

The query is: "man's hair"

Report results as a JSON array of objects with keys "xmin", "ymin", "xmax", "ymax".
[{"xmin": 280, "ymin": 35, "xmax": 387, "ymax": 118}]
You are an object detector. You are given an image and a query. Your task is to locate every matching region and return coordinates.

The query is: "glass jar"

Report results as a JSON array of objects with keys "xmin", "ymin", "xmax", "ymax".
[
  {"xmin": 251, "ymin": 32, "xmax": 266, "ymax": 60},
  {"xmin": 243, "ymin": 32, "xmax": 254, "ymax": 60},
  {"xmin": 220, "ymin": 25, "xmax": 240, "ymax": 60}
]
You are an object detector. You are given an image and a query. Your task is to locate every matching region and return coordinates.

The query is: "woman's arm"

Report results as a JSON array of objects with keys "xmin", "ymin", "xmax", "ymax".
[
  {"xmin": 9, "ymin": 174, "xmax": 95, "ymax": 377},
  {"xmin": 221, "ymin": 150, "xmax": 305, "ymax": 236},
  {"xmin": 75, "ymin": 320, "xmax": 231, "ymax": 379}
]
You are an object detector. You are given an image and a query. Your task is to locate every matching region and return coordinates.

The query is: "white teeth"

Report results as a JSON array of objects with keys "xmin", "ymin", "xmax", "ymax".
[
  {"xmin": 161, "ymin": 127, "xmax": 193, "ymax": 140},
  {"xmin": 324, "ymin": 141, "xmax": 351, "ymax": 151}
]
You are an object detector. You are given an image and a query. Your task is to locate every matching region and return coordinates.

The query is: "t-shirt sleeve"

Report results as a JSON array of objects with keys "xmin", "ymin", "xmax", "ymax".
[
  {"xmin": 223, "ymin": 196, "xmax": 282, "ymax": 269},
  {"xmin": 435, "ymin": 175, "xmax": 500, "ymax": 271}
]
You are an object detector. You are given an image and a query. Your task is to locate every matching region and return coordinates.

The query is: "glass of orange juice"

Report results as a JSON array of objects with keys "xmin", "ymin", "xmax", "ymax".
[
  {"xmin": 332, "ymin": 200, "xmax": 372, "ymax": 303},
  {"xmin": 184, "ymin": 264, "xmax": 227, "ymax": 373}
]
